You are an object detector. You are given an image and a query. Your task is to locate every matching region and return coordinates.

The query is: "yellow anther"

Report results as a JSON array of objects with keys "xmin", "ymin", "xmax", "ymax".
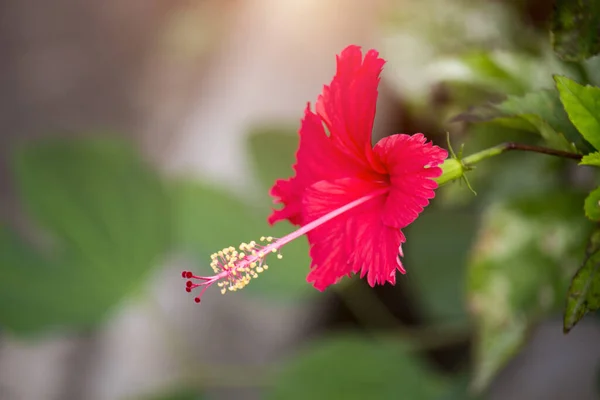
[{"xmin": 203, "ymin": 236, "xmax": 285, "ymax": 298}]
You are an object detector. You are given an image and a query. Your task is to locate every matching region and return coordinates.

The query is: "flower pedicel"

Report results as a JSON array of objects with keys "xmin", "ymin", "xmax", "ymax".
[{"xmin": 182, "ymin": 45, "xmax": 448, "ymax": 303}]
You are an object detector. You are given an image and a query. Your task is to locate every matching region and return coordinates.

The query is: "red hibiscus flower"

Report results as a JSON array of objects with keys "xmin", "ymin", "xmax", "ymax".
[{"xmin": 182, "ymin": 45, "xmax": 447, "ymax": 302}]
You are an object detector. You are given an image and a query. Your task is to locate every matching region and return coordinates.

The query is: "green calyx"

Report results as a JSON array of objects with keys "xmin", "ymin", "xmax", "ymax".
[{"xmin": 434, "ymin": 134, "xmax": 476, "ymax": 194}]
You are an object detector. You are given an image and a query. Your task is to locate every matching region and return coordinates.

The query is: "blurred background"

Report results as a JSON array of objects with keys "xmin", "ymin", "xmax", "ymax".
[{"xmin": 1, "ymin": 0, "xmax": 600, "ymax": 399}]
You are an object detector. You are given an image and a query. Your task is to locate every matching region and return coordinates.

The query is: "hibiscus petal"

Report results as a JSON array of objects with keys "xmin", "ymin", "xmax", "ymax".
[
  {"xmin": 302, "ymin": 177, "xmax": 401, "ymax": 290},
  {"xmin": 268, "ymin": 177, "xmax": 303, "ymax": 225},
  {"xmin": 374, "ymin": 133, "xmax": 448, "ymax": 229},
  {"xmin": 269, "ymin": 101, "xmax": 374, "ymax": 226},
  {"xmin": 347, "ymin": 210, "xmax": 407, "ymax": 287},
  {"xmin": 315, "ymin": 45, "xmax": 385, "ymax": 172}
]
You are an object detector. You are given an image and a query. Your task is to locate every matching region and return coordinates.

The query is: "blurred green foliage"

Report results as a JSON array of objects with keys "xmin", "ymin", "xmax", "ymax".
[
  {"xmin": 265, "ymin": 335, "xmax": 448, "ymax": 400},
  {"xmin": 552, "ymin": 0, "xmax": 600, "ymax": 61},
  {"xmin": 467, "ymin": 193, "xmax": 588, "ymax": 390},
  {"xmin": 0, "ymin": 138, "xmax": 170, "ymax": 334},
  {"xmin": 403, "ymin": 209, "xmax": 479, "ymax": 323}
]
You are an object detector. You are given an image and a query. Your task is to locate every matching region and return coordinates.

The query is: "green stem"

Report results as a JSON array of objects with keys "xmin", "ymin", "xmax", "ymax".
[
  {"xmin": 436, "ymin": 142, "xmax": 582, "ymax": 186},
  {"xmin": 462, "ymin": 142, "xmax": 582, "ymax": 165}
]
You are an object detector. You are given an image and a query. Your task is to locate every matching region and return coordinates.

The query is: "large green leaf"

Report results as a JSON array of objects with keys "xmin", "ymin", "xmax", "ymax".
[
  {"xmin": 0, "ymin": 137, "xmax": 170, "ymax": 334},
  {"xmin": 564, "ymin": 228, "xmax": 600, "ymax": 332},
  {"xmin": 453, "ymin": 89, "xmax": 582, "ymax": 151},
  {"xmin": 266, "ymin": 335, "xmax": 448, "ymax": 400},
  {"xmin": 170, "ymin": 180, "xmax": 314, "ymax": 301},
  {"xmin": 552, "ymin": 0, "xmax": 600, "ymax": 61},
  {"xmin": 467, "ymin": 193, "xmax": 589, "ymax": 392},
  {"xmin": 555, "ymin": 76, "xmax": 600, "ymax": 150}
]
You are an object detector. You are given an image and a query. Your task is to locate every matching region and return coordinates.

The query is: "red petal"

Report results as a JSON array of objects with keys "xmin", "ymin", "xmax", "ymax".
[
  {"xmin": 269, "ymin": 178, "xmax": 303, "ymax": 225},
  {"xmin": 315, "ymin": 45, "xmax": 386, "ymax": 173},
  {"xmin": 269, "ymin": 45, "xmax": 387, "ymax": 227},
  {"xmin": 269, "ymin": 103, "xmax": 377, "ymax": 226},
  {"xmin": 374, "ymin": 134, "xmax": 448, "ymax": 229},
  {"xmin": 347, "ymin": 209, "xmax": 407, "ymax": 287},
  {"xmin": 302, "ymin": 178, "xmax": 400, "ymax": 290}
]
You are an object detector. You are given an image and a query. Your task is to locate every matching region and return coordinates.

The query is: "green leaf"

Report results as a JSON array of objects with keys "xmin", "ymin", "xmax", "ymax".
[
  {"xmin": 552, "ymin": 0, "xmax": 600, "ymax": 61},
  {"xmin": 564, "ymin": 228, "xmax": 600, "ymax": 333},
  {"xmin": 467, "ymin": 193, "xmax": 588, "ymax": 392},
  {"xmin": 0, "ymin": 137, "xmax": 170, "ymax": 334},
  {"xmin": 584, "ymin": 187, "xmax": 600, "ymax": 221},
  {"xmin": 453, "ymin": 89, "xmax": 581, "ymax": 151},
  {"xmin": 555, "ymin": 76, "xmax": 600, "ymax": 150},
  {"xmin": 580, "ymin": 152, "xmax": 600, "ymax": 166},
  {"xmin": 170, "ymin": 180, "xmax": 314, "ymax": 301},
  {"xmin": 403, "ymin": 209, "xmax": 479, "ymax": 323},
  {"xmin": 266, "ymin": 335, "xmax": 448, "ymax": 400}
]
